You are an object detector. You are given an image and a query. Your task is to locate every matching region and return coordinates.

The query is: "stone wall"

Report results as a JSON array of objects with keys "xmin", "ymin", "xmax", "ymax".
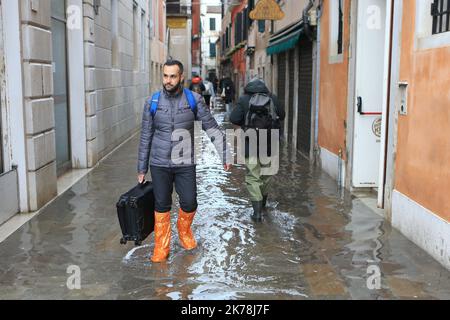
[
  {"xmin": 13, "ymin": 0, "xmax": 151, "ymax": 211},
  {"xmin": 86, "ymin": 0, "xmax": 151, "ymax": 163},
  {"xmin": 20, "ymin": 0, "xmax": 57, "ymax": 210}
]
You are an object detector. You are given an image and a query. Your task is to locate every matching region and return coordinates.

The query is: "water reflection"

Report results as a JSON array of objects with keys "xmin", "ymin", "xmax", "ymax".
[{"xmin": 0, "ymin": 110, "xmax": 448, "ymax": 300}]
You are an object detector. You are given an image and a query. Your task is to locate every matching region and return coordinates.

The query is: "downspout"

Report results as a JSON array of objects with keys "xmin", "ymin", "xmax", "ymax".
[
  {"xmin": 314, "ymin": 1, "xmax": 323, "ymax": 164},
  {"xmin": 303, "ymin": 0, "xmax": 315, "ymax": 40}
]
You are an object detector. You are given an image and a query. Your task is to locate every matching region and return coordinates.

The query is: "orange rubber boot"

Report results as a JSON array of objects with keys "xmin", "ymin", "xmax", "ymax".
[
  {"xmin": 151, "ymin": 211, "xmax": 171, "ymax": 263},
  {"xmin": 177, "ymin": 209, "xmax": 197, "ymax": 250}
]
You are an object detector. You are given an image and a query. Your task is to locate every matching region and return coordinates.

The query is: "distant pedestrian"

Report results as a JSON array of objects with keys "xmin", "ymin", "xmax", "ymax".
[
  {"xmin": 138, "ymin": 60, "xmax": 232, "ymax": 263},
  {"xmin": 203, "ymin": 79, "xmax": 215, "ymax": 108},
  {"xmin": 189, "ymin": 75, "xmax": 206, "ymax": 94},
  {"xmin": 211, "ymin": 75, "xmax": 219, "ymax": 94},
  {"xmin": 219, "ymin": 75, "xmax": 235, "ymax": 119},
  {"xmin": 230, "ymin": 78, "xmax": 285, "ymax": 222}
]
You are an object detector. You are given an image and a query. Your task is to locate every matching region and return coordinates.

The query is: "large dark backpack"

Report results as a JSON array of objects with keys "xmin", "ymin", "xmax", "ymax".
[{"xmin": 244, "ymin": 93, "xmax": 280, "ymax": 130}]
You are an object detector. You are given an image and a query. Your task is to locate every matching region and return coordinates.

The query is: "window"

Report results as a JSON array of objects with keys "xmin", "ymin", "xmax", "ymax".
[
  {"xmin": 225, "ymin": 27, "xmax": 229, "ymax": 48},
  {"xmin": 166, "ymin": 0, "xmax": 179, "ymax": 15},
  {"xmin": 235, "ymin": 12, "xmax": 243, "ymax": 44},
  {"xmin": 243, "ymin": 8, "xmax": 249, "ymax": 41},
  {"xmin": 329, "ymin": 0, "xmax": 344, "ymax": 62},
  {"xmin": 210, "ymin": 18, "xmax": 216, "ymax": 31},
  {"xmin": 111, "ymin": 0, "xmax": 119, "ymax": 68},
  {"xmin": 416, "ymin": 0, "xmax": 450, "ymax": 50},
  {"xmin": 258, "ymin": 20, "xmax": 266, "ymax": 33},
  {"xmin": 228, "ymin": 23, "xmax": 232, "ymax": 47},
  {"xmin": 249, "ymin": 0, "xmax": 255, "ymax": 12},
  {"xmin": 431, "ymin": 0, "xmax": 450, "ymax": 34},
  {"xmin": 338, "ymin": 0, "xmax": 344, "ymax": 54},
  {"xmin": 210, "ymin": 42, "xmax": 216, "ymax": 57},
  {"xmin": 149, "ymin": 0, "xmax": 154, "ymax": 38}
]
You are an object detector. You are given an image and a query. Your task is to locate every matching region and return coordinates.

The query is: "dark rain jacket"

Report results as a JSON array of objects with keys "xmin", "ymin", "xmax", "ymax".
[{"xmin": 230, "ymin": 79, "xmax": 285, "ymax": 158}]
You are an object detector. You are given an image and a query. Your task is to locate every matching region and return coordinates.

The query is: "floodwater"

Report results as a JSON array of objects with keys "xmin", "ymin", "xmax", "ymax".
[{"xmin": 0, "ymin": 111, "xmax": 449, "ymax": 300}]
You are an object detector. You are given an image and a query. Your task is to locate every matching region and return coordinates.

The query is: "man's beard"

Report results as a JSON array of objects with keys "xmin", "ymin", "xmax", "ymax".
[{"xmin": 164, "ymin": 82, "xmax": 181, "ymax": 94}]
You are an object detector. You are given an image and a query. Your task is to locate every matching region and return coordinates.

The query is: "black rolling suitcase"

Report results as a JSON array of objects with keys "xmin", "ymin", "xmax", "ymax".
[{"xmin": 117, "ymin": 181, "xmax": 155, "ymax": 246}]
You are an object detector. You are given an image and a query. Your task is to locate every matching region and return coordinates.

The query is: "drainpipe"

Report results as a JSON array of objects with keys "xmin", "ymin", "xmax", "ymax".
[
  {"xmin": 303, "ymin": 0, "xmax": 315, "ymax": 40},
  {"xmin": 338, "ymin": 148, "xmax": 343, "ymax": 189},
  {"xmin": 314, "ymin": 1, "xmax": 323, "ymax": 164}
]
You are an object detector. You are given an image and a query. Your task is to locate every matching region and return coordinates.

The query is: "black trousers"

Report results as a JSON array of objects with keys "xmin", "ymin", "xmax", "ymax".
[
  {"xmin": 204, "ymin": 95, "xmax": 211, "ymax": 106},
  {"xmin": 150, "ymin": 166, "xmax": 198, "ymax": 213}
]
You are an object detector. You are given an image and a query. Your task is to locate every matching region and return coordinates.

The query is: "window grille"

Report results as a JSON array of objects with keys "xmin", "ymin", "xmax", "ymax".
[{"xmin": 431, "ymin": 0, "xmax": 450, "ymax": 34}]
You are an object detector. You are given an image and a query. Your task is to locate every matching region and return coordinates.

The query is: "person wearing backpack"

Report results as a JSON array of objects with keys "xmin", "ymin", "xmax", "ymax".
[
  {"xmin": 219, "ymin": 75, "xmax": 236, "ymax": 120},
  {"xmin": 230, "ymin": 78, "xmax": 285, "ymax": 222},
  {"xmin": 137, "ymin": 60, "xmax": 232, "ymax": 263},
  {"xmin": 189, "ymin": 75, "xmax": 206, "ymax": 94}
]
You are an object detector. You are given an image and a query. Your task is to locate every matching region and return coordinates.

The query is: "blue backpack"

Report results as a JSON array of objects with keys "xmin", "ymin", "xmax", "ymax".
[{"xmin": 149, "ymin": 88, "xmax": 197, "ymax": 118}]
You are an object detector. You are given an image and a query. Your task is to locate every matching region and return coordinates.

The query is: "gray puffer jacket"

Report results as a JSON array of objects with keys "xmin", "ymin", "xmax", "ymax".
[{"xmin": 138, "ymin": 89, "xmax": 227, "ymax": 173}]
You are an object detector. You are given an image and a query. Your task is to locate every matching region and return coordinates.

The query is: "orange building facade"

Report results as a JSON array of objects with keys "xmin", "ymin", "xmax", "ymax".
[{"xmin": 317, "ymin": 0, "xmax": 450, "ymax": 269}]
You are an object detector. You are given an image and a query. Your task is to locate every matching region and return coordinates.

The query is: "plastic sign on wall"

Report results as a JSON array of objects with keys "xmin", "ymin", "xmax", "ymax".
[
  {"xmin": 168, "ymin": 17, "xmax": 187, "ymax": 29},
  {"xmin": 250, "ymin": 0, "xmax": 285, "ymax": 21}
]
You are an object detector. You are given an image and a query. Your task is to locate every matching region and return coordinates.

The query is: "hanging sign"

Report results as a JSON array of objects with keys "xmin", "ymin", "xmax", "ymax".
[
  {"xmin": 249, "ymin": 0, "xmax": 285, "ymax": 21},
  {"xmin": 167, "ymin": 17, "xmax": 187, "ymax": 29}
]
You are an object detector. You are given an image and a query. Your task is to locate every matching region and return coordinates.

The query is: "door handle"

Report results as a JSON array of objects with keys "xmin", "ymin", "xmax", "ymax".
[{"xmin": 357, "ymin": 96, "xmax": 363, "ymax": 114}]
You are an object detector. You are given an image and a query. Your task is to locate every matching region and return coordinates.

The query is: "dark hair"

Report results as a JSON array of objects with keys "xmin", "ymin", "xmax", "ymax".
[{"xmin": 163, "ymin": 59, "xmax": 184, "ymax": 75}]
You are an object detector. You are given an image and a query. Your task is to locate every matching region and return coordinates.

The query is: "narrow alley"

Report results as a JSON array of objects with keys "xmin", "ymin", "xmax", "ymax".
[{"xmin": 0, "ymin": 111, "xmax": 448, "ymax": 300}]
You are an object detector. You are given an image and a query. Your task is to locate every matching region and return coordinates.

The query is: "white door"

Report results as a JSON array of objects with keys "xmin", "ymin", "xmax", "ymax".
[{"xmin": 352, "ymin": 0, "xmax": 387, "ymax": 188}]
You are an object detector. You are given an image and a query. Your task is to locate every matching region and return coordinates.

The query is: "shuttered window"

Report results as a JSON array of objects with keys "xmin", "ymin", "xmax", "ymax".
[
  {"xmin": 338, "ymin": 0, "xmax": 344, "ymax": 54},
  {"xmin": 431, "ymin": 0, "xmax": 450, "ymax": 34},
  {"xmin": 258, "ymin": 20, "xmax": 266, "ymax": 33},
  {"xmin": 243, "ymin": 8, "xmax": 249, "ymax": 41},
  {"xmin": 210, "ymin": 42, "xmax": 216, "ymax": 57},
  {"xmin": 225, "ymin": 27, "xmax": 229, "ymax": 48},
  {"xmin": 235, "ymin": 12, "xmax": 243, "ymax": 44}
]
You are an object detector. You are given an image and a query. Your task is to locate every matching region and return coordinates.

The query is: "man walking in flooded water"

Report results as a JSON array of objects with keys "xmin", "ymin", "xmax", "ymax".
[
  {"xmin": 137, "ymin": 60, "xmax": 232, "ymax": 263},
  {"xmin": 230, "ymin": 78, "xmax": 285, "ymax": 222}
]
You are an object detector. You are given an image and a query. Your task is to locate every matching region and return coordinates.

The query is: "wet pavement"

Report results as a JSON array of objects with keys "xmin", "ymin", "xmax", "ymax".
[{"xmin": 0, "ymin": 111, "xmax": 449, "ymax": 300}]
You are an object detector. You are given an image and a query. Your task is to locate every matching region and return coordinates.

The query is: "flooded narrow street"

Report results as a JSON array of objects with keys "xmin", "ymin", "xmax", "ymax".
[{"xmin": 0, "ymin": 111, "xmax": 448, "ymax": 300}]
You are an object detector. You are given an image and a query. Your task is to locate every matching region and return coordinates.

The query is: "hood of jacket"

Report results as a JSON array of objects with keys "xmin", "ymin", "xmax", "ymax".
[{"xmin": 244, "ymin": 79, "xmax": 270, "ymax": 95}]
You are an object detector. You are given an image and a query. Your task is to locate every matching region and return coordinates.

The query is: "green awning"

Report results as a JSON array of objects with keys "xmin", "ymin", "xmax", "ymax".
[
  {"xmin": 267, "ymin": 31, "xmax": 301, "ymax": 55},
  {"xmin": 267, "ymin": 20, "xmax": 304, "ymax": 56}
]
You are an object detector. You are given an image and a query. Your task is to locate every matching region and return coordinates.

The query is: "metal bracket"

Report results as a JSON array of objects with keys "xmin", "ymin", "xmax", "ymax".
[
  {"xmin": 93, "ymin": 0, "xmax": 100, "ymax": 15},
  {"xmin": 398, "ymin": 81, "xmax": 408, "ymax": 115}
]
